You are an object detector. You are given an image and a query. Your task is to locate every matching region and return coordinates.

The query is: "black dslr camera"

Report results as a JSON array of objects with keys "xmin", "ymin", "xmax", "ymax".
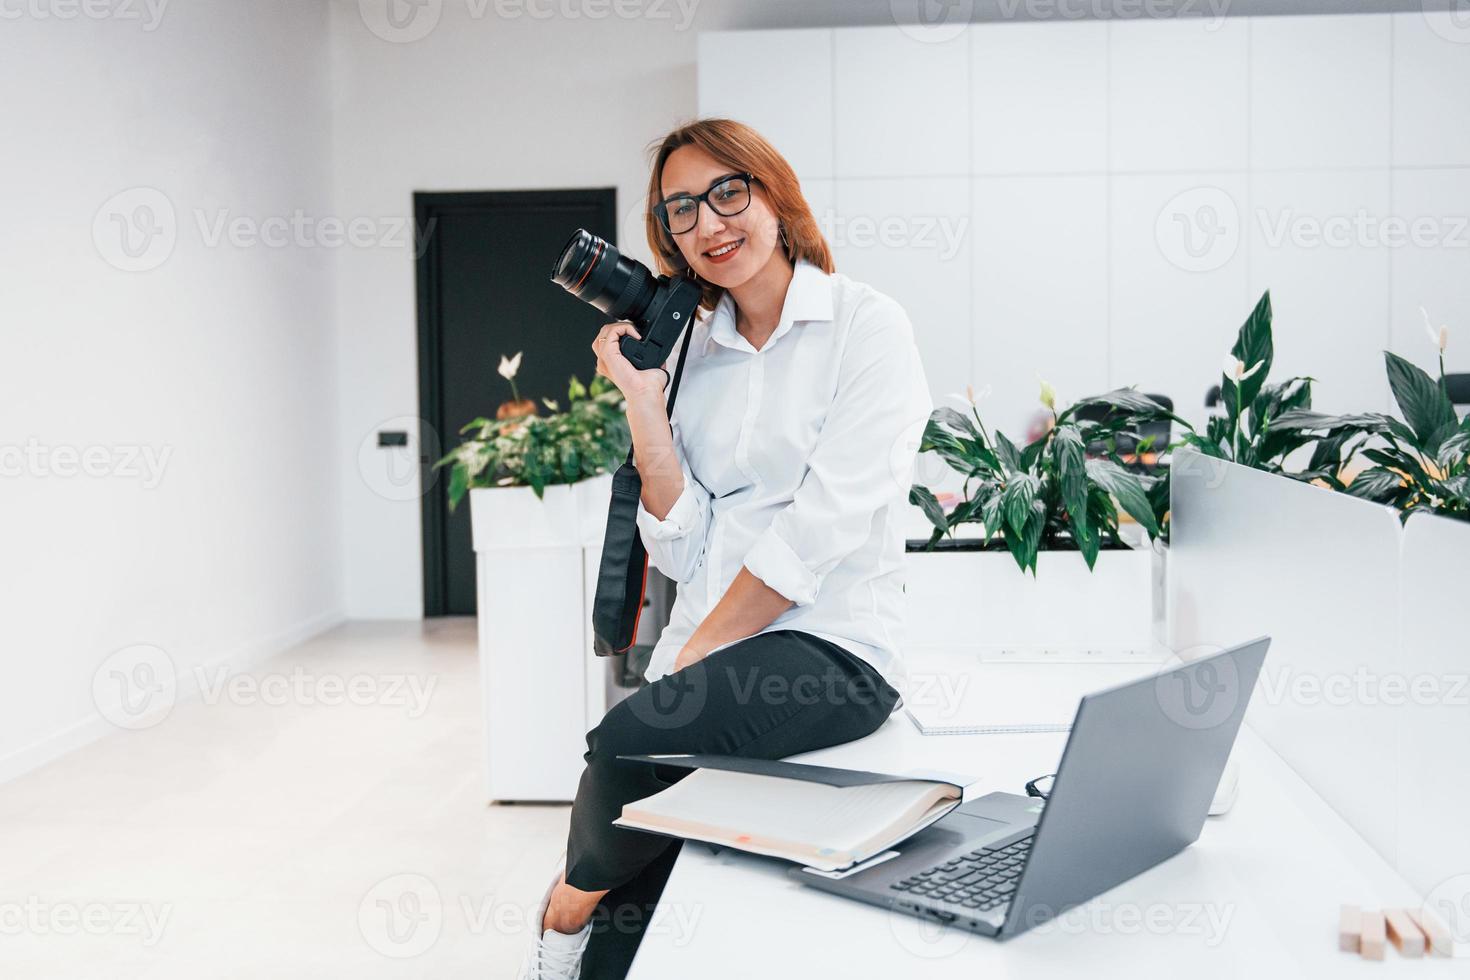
[{"xmin": 550, "ymin": 229, "xmax": 702, "ymax": 371}]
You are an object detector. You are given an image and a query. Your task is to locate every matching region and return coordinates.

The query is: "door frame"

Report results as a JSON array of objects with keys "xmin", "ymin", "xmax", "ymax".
[{"xmin": 413, "ymin": 188, "xmax": 618, "ymax": 616}]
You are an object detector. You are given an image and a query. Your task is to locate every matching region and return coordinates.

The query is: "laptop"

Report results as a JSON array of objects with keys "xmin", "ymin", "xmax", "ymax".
[{"xmin": 788, "ymin": 636, "xmax": 1270, "ymax": 939}]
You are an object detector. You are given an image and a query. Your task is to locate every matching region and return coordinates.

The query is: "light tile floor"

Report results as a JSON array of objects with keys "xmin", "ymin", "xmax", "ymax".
[{"xmin": 0, "ymin": 618, "xmax": 571, "ymax": 979}]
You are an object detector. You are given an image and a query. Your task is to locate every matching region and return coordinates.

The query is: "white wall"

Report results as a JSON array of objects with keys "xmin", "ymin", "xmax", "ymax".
[
  {"xmin": 700, "ymin": 13, "xmax": 1470, "ymax": 440},
  {"xmin": 0, "ymin": 0, "xmax": 342, "ymax": 779},
  {"xmin": 327, "ymin": 0, "xmax": 793, "ymax": 617}
]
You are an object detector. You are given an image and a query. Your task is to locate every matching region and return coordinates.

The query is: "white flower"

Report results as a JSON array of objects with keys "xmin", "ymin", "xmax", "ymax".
[
  {"xmin": 1421, "ymin": 306, "xmax": 1449, "ymax": 354},
  {"xmin": 497, "ymin": 351, "xmax": 523, "ymax": 381},
  {"xmin": 1221, "ymin": 356, "xmax": 1264, "ymax": 385},
  {"xmin": 945, "ymin": 384, "xmax": 980, "ymax": 409},
  {"xmin": 1037, "ymin": 376, "xmax": 1057, "ymax": 412}
]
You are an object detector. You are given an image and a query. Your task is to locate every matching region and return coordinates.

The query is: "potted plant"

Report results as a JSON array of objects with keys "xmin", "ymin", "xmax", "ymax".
[
  {"xmin": 432, "ymin": 355, "xmax": 631, "ymax": 803},
  {"xmin": 435, "ymin": 357, "xmax": 630, "ymax": 509},
  {"xmin": 904, "ymin": 383, "xmax": 1179, "ymax": 654},
  {"xmin": 1173, "ymin": 290, "xmax": 1343, "ymax": 486},
  {"xmin": 1273, "ymin": 309, "xmax": 1469, "ymax": 523}
]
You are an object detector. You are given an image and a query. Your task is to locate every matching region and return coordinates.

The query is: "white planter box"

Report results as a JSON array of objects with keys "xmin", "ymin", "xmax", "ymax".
[
  {"xmin": 904, "ymin": 543, "xmax": 1154, "ymax": 656},
  {"xmin": 470, "ymin": 474, "xmax": 612, "ymax": 803}
]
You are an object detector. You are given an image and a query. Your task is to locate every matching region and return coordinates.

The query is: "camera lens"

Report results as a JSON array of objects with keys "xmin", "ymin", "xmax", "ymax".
[{"xmin": 550, "ymin": 229, "xmax": 656, "ymax": 324}]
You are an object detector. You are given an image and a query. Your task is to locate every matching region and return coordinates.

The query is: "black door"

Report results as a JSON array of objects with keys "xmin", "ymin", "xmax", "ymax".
[{"xmin": 416, "ymin": 189, "xmax": 618, "ymax": 616}]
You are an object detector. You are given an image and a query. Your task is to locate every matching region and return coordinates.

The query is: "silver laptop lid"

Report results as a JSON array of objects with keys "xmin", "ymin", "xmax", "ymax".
[{"xmin": 1001, "ymin": 637, "xmax": 1270, "ymax": 937}]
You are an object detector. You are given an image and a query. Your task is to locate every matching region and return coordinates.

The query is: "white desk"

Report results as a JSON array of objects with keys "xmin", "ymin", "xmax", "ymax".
[{"xmin": 628, "ymin": 658, "xmax": 1455, "ymax": 977}]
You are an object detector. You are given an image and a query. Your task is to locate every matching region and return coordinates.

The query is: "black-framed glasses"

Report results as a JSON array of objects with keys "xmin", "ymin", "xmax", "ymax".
[
  {"xmin": 1025, "ymin": 773, "xmax": 1055, "ymax": 801},
  {"xmin": 653, "ymin": 173, "xmax": 755, "ymax": 235}
]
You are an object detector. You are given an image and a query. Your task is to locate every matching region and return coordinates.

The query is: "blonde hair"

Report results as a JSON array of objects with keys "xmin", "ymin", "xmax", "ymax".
[{"xmin": 645, "ymin": 118, "xmax": 835, "ymax": 311}]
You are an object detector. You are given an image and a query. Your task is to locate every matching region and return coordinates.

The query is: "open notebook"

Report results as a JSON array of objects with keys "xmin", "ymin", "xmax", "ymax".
[{"xmin": 611, "ymin": 754, "xmax": 966, "ymax": 872}]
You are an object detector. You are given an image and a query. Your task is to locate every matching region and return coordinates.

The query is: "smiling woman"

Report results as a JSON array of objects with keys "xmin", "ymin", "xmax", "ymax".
[{"xmin": 519, "ymin": 118, "xmax": 932, "ymax": 980}]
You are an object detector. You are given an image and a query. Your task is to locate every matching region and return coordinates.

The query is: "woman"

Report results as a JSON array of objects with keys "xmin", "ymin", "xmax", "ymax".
[{"xmin": 520, "ymin": 118, "xmax": 933, "ymax": 980}]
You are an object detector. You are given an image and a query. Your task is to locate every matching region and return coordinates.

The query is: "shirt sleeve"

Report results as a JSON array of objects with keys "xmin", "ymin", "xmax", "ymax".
[
  {"xmin": 743, "ymin": 294, "xmax": 933, "ymax": 606},
  {"xmin": 635, "ymin": 415, "xmax": 713, "ymax": 585}
]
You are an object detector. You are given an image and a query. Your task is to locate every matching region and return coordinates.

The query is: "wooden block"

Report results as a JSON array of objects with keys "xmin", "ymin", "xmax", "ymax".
[
  {"xmin": 1360, "ymin": 909, "xmax": 1386, "ymax": 961},
  {"xmin": 1407, "ymin": 908, "xmax": 1453, "ymax": 958},
  {"xmin": 1385, "ymin": 908, "xmax": 1425, "ymax": 958},
  {"xmin": 1338, "ymin": 904, "xmax": 1361, "ymax": 953}
]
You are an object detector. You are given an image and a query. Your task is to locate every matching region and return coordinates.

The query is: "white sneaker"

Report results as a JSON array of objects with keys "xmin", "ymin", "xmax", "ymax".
[{"xmin": 517, "ymin": 851, "xmax": 591, "ymax": 980}]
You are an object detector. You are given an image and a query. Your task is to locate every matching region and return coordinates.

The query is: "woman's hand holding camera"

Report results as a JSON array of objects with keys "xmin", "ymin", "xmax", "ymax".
[{"xmin": 591, "ymin": 322, "xmax": 667, "ymax": 404}]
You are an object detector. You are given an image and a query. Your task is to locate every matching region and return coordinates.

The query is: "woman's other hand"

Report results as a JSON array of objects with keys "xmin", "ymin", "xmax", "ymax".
[{"xmin": 592, "ymin": 321, "xmax": 666, "ymax": 403}]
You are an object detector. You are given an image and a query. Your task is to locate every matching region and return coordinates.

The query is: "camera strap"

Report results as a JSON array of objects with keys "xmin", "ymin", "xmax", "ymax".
[{"xmin": 591, "ymin": 319, "xmax": 696, "ymax": 657}]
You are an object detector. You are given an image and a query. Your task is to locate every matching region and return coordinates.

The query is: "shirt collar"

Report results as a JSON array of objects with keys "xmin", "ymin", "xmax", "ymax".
[{"xmin": 700, "ymin": 259, "xmax": 834, "ymax": 357}]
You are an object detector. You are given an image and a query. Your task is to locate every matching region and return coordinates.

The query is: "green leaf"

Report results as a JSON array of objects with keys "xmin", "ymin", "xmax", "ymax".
[
  {"xmin": 1385, "ymin": 351, "xmax": 1458, "ymax": 453},
  {"xmin": 1002, "ymin": 474, "xmax": 1038, "ymax": 533},
  {"xmin": 1002, "ymin": 499, "xmax": 1047, "ymax": 574},
  {"xmin": 446, "ymin": 463, "xmax": 468, "ymax": 513},
  {"xmin": 908, "ymin": 485, "xmax": 948, "ymax": 533},
  {"xmin": 1051, "ymin": 425, "xmax": 1089, "ymax": 530},
  {"xmin": 932, "ymin": 406, "xmax": 982, "ymax": 442},
  {"xmin": 1020, "ymin": 437, "xmax": 1047, "ymax": 471},
  {"xmin": 1022, "ymin": 499, "xmax": 1046, "ymax": 573},
  {"xmin": 1069, "ymin": 508, "xmax": 1100, "ymax": 569},
  {"xmin": 1086, "ymin": 458, "xmax": 1160, "ymax": 537},
  {"xmin": 1066, "ymin": 388, "xmax": 1186, "ymax": 427},
  {"xmin": 1273, "ymin": 409, "xmax": 1389, "ymax": 434},
  {"xmin": 1223, "ymin": 290, "xmax": 1274, "ymax": 420},
  {"xmin": 1087, "ymin": 485, "xmax": 1120, "ymax": 541},
  {"xmin": 1437, "ymin": 427, "xmax": 1470, "ymax": 470},
  {"xmin": 1346, "ymin": 467, "xmax": 1405, "ymax": 503},
  {"xmin": 980, "ymin": 493, "xmax": 1004, "ymax": 539},
  {"xmin": 993, "ymin": 430, "xmax": 1022, "ymax": 472}
]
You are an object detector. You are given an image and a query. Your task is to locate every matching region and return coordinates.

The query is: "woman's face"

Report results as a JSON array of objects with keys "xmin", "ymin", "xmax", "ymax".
[{"xmin": 658, "ymin": 144, "xmax": 784, "ymax": 290}]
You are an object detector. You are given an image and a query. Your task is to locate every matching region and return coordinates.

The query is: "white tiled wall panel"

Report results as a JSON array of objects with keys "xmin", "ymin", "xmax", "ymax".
[
  {"xmin": 1388, "ymin": 168, "xmax": 1470, "ymax": 379},
  {"xmin": 972, "ymin": 176, "xmax": 1109, "ymax": 441},
  {"xmin": 832, "ymin": 27, "xmax": 969, "ymax": 177},
  {"xmin": 1110, "ymin": 173, "xmax": 1252, "ymax": 430},
  {"xmin": 832, "ymin": 178, "xmax": 971, "ymax": 404},
  {"xmin": 971, "ymin": 21, "xmax": 1107, "ymax": 175},
  {"xmin": 698, "ymin": 30, "xmax": 835, "ymax": 180},
  {"xmin": 1108, "ymin": 17, "xmax": 1250, "ymax": 173},
  {"xmin": 697, "ymin": 13, "xmax": 1468, "ymax": 442},
  {"xmin": 1392, "ymin": 12, "xmax": 1470, "ymax": 166},
  {"xmin": 1250, "ymin": 15, "xmax": 1392, "ymax": 170},
  {"xmin": 1248, "ymin": 170, "xmax": 1393, "ymax": 415}
]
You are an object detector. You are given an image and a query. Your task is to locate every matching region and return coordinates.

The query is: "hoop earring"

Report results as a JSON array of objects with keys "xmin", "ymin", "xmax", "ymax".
[{"xmin": 779, "ymin": 223, "xmax": 791, "ymax": 256}]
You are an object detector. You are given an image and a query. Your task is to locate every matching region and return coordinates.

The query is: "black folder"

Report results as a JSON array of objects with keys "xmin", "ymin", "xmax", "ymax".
[{"xmin": 617, "ymin": 752, "xmax": 965, "ymax": 791}]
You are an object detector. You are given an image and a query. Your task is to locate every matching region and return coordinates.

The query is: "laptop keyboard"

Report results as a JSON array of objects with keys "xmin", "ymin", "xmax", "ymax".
[{"xmin": 888, "ymin": 834, "xmax": 1033, "ymax": 912}]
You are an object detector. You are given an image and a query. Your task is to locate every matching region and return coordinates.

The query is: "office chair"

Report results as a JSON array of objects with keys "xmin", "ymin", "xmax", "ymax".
[{"xmin": 1446, "ymin": 373, "xmax": 1470, "ymax": 415}]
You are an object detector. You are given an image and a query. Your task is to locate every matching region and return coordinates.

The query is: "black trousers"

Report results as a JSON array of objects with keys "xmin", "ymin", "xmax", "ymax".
[{"xmin": 565, "ymin": 629, "xmax": 900, "ymax": 979}]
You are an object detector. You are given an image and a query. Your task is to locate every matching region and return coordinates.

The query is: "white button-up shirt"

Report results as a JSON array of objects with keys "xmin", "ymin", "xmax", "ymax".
[{"xmin": 635, "ymin": 259, "xmax": 933, "ymax": 699}]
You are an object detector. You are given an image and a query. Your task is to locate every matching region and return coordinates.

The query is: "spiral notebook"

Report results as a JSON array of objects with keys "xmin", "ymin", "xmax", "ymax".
[{"xmin": 903, "ymin": 661, "xmax": 1158, "ymax": 735}]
